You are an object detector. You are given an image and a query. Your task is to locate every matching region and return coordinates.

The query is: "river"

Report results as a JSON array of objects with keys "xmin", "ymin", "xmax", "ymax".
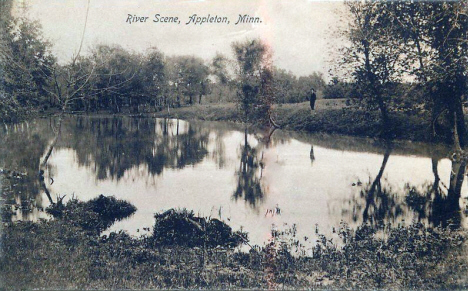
[{"xmin": 1, "ymin": 116, "xmax": 466, "ymax": 248}]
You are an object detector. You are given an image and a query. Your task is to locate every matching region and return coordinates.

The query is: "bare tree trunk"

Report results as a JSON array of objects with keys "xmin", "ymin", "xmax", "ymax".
[
  {"xmin": 40, "ymin": 110, "xmax": 65, "ymax": 170},
  {"xmin": 453, "ymin": 111, "xmax": 462, "ymax": 152},
  {"xmin": 431, "ymin": 157, "xmax": 440, "ymax": 194},
  {"xmin": 455, "ymin": 103, "xmax": 467, "ymax": 148}
]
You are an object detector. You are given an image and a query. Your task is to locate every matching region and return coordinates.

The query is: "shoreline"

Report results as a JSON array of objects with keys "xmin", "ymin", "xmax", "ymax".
[{"xmin": 37, "ymin": 100, "xmax": 448, "ymax": 146}]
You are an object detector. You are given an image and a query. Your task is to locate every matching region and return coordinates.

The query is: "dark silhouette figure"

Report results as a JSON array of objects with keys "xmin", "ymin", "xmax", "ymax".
[
  {"xmin": 309, "ymin": 88, "xmax": 317, "ymax": 110},
  {"xmin": 310, "ymin": 145, "xmax": 315, "ymax": 164}
]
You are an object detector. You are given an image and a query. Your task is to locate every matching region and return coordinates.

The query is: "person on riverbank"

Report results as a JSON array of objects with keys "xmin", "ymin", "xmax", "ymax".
[{"xmin": 309, "ymin": 87, "xmax": 316, "ymax": 110}]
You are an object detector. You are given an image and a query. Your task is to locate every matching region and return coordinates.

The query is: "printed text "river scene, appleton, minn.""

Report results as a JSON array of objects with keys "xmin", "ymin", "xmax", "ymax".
[{"xmin": 125, "ymin": 13, "xmax": 263, "ymax": 25}]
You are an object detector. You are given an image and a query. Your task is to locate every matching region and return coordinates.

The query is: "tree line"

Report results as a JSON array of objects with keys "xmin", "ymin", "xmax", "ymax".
[{"xmin": 0, "ymin": 6, "xmax": 325, "ymax": 123}]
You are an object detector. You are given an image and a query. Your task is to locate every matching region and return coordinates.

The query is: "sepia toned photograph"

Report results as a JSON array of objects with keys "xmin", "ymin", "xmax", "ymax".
[{"xmin": 1, "ymin": 0, "xmax": 468, "ymax": 289}]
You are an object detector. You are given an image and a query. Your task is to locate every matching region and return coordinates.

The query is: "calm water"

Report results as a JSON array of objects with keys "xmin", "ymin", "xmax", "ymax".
[{"xmin": 1, "ymin": 116, "xmax": 466, "ymax": 247}]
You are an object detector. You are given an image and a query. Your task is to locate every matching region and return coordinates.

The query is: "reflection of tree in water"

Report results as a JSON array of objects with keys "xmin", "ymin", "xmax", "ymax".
[
  {"xmin": 344, "ymin": 148, "xmax": 466, "ymax": 229},
  {"xmin": 360, "ymin": 149, "xmax": 402, "ymax": 223},
  {"xmin": 233, "ymin": 129, "xmax": 265, "ymax": 208},
  {"xmin": 212, "ymin": 131, "xmax": 227, "ymax": 169},
  {"xmin": 0, "ymin": 122, "xmax": 53, "ymax": 219},
  {"xmin": 64, "ymin": 117, "xmax": 210, "ymax": 181},
  {"xmin": 0, "ymin": 117, "xmax": 214, "ymax": 220},
  {"xmin": 406, "ymin": 158, "xmax": 465, "ymax": 229},
  {"xmin": 345, "ymin": 148, "xmax": 406, "ymax": 225},
  {"xmin": 433, "ymin": 159, "xmax": 465, "ymax": 228}
]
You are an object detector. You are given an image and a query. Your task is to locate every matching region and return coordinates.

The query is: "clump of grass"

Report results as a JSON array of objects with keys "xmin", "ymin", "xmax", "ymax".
[
  {"xmin": 152, "ymin": 208, "xmax": 248, "ymax": 248},
  {"xmin": 46, "ymin": 194, "xmax": 136, "ymax": 234}
]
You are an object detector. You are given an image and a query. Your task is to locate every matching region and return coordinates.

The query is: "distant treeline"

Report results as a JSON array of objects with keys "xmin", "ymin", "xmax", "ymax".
[
  {"xmin": 0, "ymin": 0, "xmax": 419, "ymax": 121},
  {"xmin": 0, "ymin": 4, "xmax": 328, "ymax": 120}
]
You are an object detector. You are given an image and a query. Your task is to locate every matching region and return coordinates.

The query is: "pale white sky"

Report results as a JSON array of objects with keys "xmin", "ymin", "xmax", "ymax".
[{"xmin": 18, "ymin": 0, "xmax": 347, "ymax": 78}]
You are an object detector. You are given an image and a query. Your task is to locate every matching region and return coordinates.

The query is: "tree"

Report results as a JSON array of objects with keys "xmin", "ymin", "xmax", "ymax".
[
  {"xmin": 272, "ymin": 68, "xmax": 296, "ymax": 103},
  {"xmin": 141, "ymin": 48, "xmax": 166, "ymax": 110},
  {"xmin": 232, "ymin": 38, "xmax": 273, "ymax": 123},
  {"xmin": 208, "ymin": 53, "xmax": 235, "ymax": 103},
  {"xmin": 295, "ymin": 73, "xmax": 326, "ymax": 102},
  {"xmin": 322, "ymin": 77, "xmax": 359, "ymax": 100},
  {"xmin": 390, "ymin": 2, "xmax": 468, "ymax": 148},
  {"xmin": 89, "ymin": 44, "xmax": 141, "ymax": 113},
  {"xmin": 342, "ymin": 1, "xmax": 403, "ymax": 132},
  {"xmin": 211, "ymin": 53, "xmax": 231, "ymax": 86},
  {"xmin": 169, "ymin": 56, "xmax": 210, "ymax": 106},
  {"xmin": 60, "ymin": 55, "xmax": 96, "ymax": 112},
  {"xmin": 0, "ymin": 16, "xmax": 55, "ymax": 117}
]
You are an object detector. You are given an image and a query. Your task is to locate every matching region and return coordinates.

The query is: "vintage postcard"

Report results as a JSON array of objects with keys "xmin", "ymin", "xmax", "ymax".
[{"xmin": 1, "ymin": 0, "xmax": 468, "ymax": 290}]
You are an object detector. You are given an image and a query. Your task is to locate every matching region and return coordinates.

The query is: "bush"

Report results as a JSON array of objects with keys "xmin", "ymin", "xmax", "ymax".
[
  {"xmin": 46, "ymin": 194, "xmax": 136, "ymax": 234},
  {"xmin": 152, "ymin": 208, "xmax": 248, "ymax": 248}
]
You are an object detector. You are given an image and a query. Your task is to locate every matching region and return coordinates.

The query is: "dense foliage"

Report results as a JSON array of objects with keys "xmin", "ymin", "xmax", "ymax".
[
  {"xmin": 152, "ymin": 208, "xmax": 247, "ymax": 248},
  {"xmin": 338, "ymin": 1, "xmax": 468, "ymax": 144}
]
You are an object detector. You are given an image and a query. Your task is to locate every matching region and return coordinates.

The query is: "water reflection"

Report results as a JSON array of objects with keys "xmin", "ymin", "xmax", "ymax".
[
  {"xmin": 342, "ymin": 149, "xmax": 466, "ymax": 229},
  {"xmin": 1, "ymin": 116, "xmax": 468, "ymax": 246},
  {"xmin": 360, "ymin": 148, "xmax": 400, "ymax": 224},
  {"xmin": 65, "ymin": 117, "xmax": 210, "ymax": 180},
  {"xmin": 310, "ymin": 145, "xmax": 315, "ymax": 164},
  {"xmin": 0, "ymin": 121, "xmax": 51, "ymax": 219},
  {"xmin": 404, "ymin": 159, "xmax": 466, "ymax": 229},
  {"xmin": 233, "ymin": 129, "xmax": 265, "ymax": 208}
]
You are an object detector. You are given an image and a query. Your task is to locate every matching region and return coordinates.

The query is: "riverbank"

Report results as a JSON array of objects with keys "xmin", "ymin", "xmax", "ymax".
[
  {"xmin": 151, "ymin": 100, "xmax": 436, "ymax": 143},
  {"xmin": 28, "ymin": 99, "xmax": 452, "ymax": 145},
  {"xmin": 1, "ymin": 196, "xmax": 468, "ymax": 290}
]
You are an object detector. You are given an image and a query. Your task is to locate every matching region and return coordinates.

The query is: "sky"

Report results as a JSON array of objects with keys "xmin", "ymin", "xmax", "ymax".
[{"xmin": 18, "ymin": 0, "xmax": 347, "ymax": 78}]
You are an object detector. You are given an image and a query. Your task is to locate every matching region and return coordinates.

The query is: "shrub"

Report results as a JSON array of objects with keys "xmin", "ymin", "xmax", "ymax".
[
  {"xmin": 46, "ymin": 194, "xmax": 136, "ymax": 233},
  {"xmin": 152, "ymin": 208, "xmax": 248, "ymax": 248}
]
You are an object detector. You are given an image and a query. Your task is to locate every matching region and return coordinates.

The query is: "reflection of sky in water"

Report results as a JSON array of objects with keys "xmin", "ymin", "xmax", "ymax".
[{"xmin": 32, "ymin": 120, "xmax": 465, "ymax": 246}]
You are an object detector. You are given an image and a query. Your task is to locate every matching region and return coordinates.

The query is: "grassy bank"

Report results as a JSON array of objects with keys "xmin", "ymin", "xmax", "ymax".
[
  {"xmin": 151, "ymin": 100, "xmax": 435, "ymax": 143},
  {"xmin": 1, "ymin": 197, "xmax": 468, "ymax": 290}
]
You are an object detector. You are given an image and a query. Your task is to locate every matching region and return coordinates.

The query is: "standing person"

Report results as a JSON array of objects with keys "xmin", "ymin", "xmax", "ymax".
[{"xmin": 309, "ymin": 87, "xmax": 317, "ymax": 110}]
